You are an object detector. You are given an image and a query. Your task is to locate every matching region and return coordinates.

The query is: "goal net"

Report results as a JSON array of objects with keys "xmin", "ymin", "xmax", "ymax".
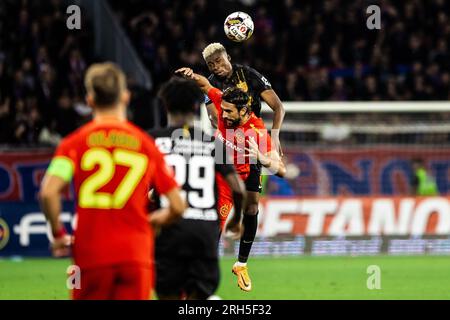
[{"xmin": 260, "ymin": 102, "xmax": 450, "ymax": 197}]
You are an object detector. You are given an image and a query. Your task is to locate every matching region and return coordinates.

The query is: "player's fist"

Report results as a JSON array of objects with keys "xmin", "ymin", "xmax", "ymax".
[
  {"xmin": 51, "ymin": 234, "xmax": 72, "ymax": 258},
  {"xmin": 224, "ymin": 218, "xmax": 243, "ymax": 240},
  {"xmin": 175, "ymin": 67, "xmax": 210, "ymax": 89},
  {"xmin": 175, "ymin": 67, "xmax": 196, "ymax": 79}
]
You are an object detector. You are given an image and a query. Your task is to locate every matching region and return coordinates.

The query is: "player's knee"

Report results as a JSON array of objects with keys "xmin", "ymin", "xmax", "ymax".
[{"xmin": 244, "ymin": 203, "xmax": 259, "ymax": 216}]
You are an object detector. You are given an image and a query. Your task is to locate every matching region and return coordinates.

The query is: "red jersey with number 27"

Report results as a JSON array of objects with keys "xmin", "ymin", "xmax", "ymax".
[{"xmin": 51, "ymin": 118, "xmax": 178, "ymax": 269}]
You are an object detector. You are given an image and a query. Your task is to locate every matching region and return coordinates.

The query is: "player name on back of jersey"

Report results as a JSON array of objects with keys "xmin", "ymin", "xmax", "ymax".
[
  {"xmin": 87, "ymin": 130, "xmax": 141, "ymax": 150},
  {"xmin": 154, "ymin": 131, "xmax": 215, "ymax": 156},
  {"xmin": 173, "ymin": 138, "xmax": 215, "ymax": 156}
]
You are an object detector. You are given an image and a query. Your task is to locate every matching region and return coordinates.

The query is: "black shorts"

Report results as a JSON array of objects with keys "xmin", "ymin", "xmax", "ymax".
[
  {"xmin": 155, "ymin": 220, "xmax": 220, "ymax": 298},
  {"xmin": 155, "ymin": 255, "xmax": 220, "ymax": 298},
  {"xmin": 245, "ymin": 164, "xmax": 262, "ymax": 193}
]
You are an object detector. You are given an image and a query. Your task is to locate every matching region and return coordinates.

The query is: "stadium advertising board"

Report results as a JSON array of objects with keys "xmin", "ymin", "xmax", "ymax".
[
  {"xmin": 0, "ymin": 202, "xmax": 74, "ymax": 256},
  {"xmin": 1, "ymin": 149, "xmax": 450, "ymax": 200},
  {"xmin": 1, "ymin": 150, "xmax": 449, "ymax": 257},
  {"xmin": 0, "ymin": 150, "xmax": 73, "ymax": 202},
  {"xmin": 221, "ymin": 196, "xmax": 450, "ymax": 257},
  {"xmin": 258, "ymin": 197, "xmax": 450, "ymax": 237},
  {"xmin": 287, "ymin": 147, "xmax": 450, "ymax": 196},
  {"xmin": 2, "ymin": 197, "xmax": 450, "ymax": 257}
]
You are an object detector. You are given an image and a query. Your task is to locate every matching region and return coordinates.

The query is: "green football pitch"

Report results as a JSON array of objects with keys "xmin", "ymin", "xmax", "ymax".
[{"xmin": 1, "ymin": 256, "xmax": 450, "ymax": 300}]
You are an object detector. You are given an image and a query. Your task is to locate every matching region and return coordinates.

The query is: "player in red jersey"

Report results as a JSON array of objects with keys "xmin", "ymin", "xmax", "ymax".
[
  {"xmin": 39, "ymin": 63, "xmax": 185, "ymax": 300},
  {"xmin": 176, "ymin": 67, "xmax": 286, "ymax": 292}
]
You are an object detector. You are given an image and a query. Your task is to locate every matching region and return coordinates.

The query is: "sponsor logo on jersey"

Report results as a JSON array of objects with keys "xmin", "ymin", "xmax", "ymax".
[
  {"xmin": 261, "ymin": 76, "xmax": 271, "ymax": 87},
  {"xmin": 217, "ymin": 132, "xmax": 245, "ymax": 154}
]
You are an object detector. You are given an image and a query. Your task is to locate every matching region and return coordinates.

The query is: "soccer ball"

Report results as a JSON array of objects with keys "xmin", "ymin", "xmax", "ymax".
[{"xmin": 224, "ymin": 12, "xmax": 254, "ymax": 42}]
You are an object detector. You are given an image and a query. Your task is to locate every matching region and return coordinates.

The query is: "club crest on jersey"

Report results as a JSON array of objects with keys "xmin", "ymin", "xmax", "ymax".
[
  {"xmin": 236, "ymin": 81, "xmax": 248, "ymax": 93},
  {"xmin": 249, "ymin": 124, "xmax": 264, "ymax": 137},
  {"xmin": 219, "ymin": 204, "xmax": 231, "ymax": 218},
  {"xmin": 0, "ymin": 218, "xmax": 10, "ymax": 250}
]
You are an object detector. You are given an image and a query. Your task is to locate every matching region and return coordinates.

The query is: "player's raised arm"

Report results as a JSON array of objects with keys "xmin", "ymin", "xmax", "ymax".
[
  {"xmin": 175, "ymin": 68, "xmax": 220, "ymax": 128},
  {"xmin": 175, "ymin": 68, "xmax": 213, "ymax": 94}
]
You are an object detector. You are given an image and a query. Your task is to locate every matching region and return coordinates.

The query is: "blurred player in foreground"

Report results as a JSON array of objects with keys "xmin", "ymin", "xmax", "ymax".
[
  {"xmin": 39, "ymin": 63, "xmax": 185, "ymax": 300},
  {"xmin": 202, "ymin": 43, "xmax": 285, "ymax": 156},
  {"xmin": 149, "ymin": 77, "xmax": 246, "ymax": 299},
  {"xmin": 176, "ymin": 67, "xmax": 286, "ymax": 292}
]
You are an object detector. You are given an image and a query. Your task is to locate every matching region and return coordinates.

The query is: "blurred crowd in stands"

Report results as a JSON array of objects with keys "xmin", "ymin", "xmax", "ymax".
[
  {"xmin": 0, "ymin": 0, "xmax": 93, "ymax": 145},
  {"xmin": 110, "ymin": 0, "xmax": 450, "ymax": 101},
  {"xmin": 1, "ymin": 0, "xmax": 450, "ymax": 146}
]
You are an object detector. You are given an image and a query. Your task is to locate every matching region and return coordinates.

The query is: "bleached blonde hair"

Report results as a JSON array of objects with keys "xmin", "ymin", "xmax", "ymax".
[{"xmin": 202, "ymin": 43, "xmax": 227, "ymax": 60}]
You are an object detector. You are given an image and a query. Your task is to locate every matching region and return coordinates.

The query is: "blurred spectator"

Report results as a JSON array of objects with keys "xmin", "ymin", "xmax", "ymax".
[
  {"xmin": 38, "ymin": 120, "xmax": 62, "ymax": 146},
  {"xmin": 0, "ymin": 0, "xmax": 93, "ymax": 145},
  {"xmin": 54, "ymin": 91, "xmax": 80, "ymax": 137},
  {"xmin": 410, "ymin": 158, "xmax": 439, "ymax": 196},
  {"xmin": 320, "ymin": 115, "xmax": 351, "ymax": 143},
  {"xmin": 0, "ymin": 98, "xmax": 12, "ymax": 143},
  {"xmin": 109, "ymin": 0, "xmax": 450, "ymax": 104},
  {"xmin": 2, "ymin": 0, "xmax": 450, "ymax": 145}
]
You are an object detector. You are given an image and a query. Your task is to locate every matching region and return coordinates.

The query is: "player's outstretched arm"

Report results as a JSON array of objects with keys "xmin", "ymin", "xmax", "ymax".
[
  {"xmin": 175, "ymin": 68, "xmax": 213, "ymax": 93},
  {"xmin": 223, "ymin": 172, "xmax": 246, "ymax": 240},
  {"xmin": 39, "ymin": 174, "xmax": 72, "ymax": 257},
  {"xmin": 176, "ymin": 67, "xmax": 219, "ymax": 128},
  {"xmin": 246, "ymin": 137, "xmax": 287, "ymax": 177}
]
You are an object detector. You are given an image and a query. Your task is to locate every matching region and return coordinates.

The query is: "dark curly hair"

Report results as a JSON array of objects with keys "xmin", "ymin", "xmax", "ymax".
[
  {"xmin": 222, "ymin": 87, "xmax": 251, "ymax": 112},
  {"xmin": 158, "ymin": 77, "xmax": 204, "ymax": 114}
]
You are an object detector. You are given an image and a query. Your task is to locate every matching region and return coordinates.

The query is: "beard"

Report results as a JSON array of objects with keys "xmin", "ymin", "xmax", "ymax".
[{"xmin": 225, "ymin": 118, "xmax": 241, "ymax": 128}]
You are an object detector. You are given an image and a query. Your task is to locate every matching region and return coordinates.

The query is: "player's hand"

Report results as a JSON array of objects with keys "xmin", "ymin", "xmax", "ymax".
[
  {"xmin": 149, "ymin": 208, "xmax": 181, "ymax": 227},
  {"xmin": 224, "ymin": 218, "xmax": 243, "ymax": 240},
  {"xmin": 175, "ymin": 68, "xmax": 212, "ymax": 93},
  {"xmin": 149, "ymin": 209, "xmax": 168, "ymax": 227},
  {"xmin": 51, "ymin": 234, "xmax": 72, "ymax": 258},
  {"xmin": 175, "ymin": 67, "xmax": 198, "ymax": 81},
  {"xmin": 244, "ymin": 137, "xmax": 260, "ymax": 161}
]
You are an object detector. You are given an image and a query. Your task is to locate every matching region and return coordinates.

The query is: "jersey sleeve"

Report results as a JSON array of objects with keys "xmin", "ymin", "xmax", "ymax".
[
  {"xmin": 204, "ymin": 94, "xmax": 212, "ymax": 106},
  {"xmin": 245, "ymin": 66, "xmax": 272, "ymax": 95},
  {"xmin": 46, "ymin": 138, "xmax": 76, "ymax": 182},
  {"xmin": 148, "ymin": 140, "xmax": 178, "ymax": 195},
  {"xmin": 207, "ymin": 87, "xmax": 223, "ymax": 114}
]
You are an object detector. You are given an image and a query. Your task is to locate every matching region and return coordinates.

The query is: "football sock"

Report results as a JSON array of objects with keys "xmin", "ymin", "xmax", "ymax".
[
  {"xmin": 238, "ymin": 212, "xmax": 258, "ymax": 263},
  {"xmin": 235, "ymin": 261, "xmax": 247, "ymax": 267}
]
